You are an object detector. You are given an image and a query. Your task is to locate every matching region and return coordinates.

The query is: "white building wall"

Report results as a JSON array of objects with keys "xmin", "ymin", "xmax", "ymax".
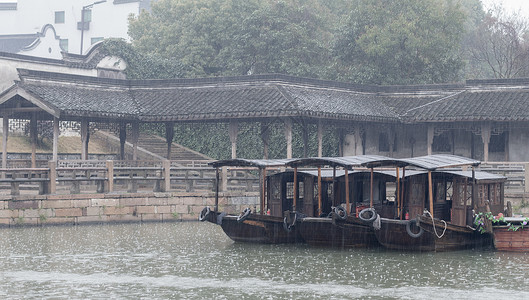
[{"xmin": 0, "ymin": 0, "xmax": 145, "ymax": 55}]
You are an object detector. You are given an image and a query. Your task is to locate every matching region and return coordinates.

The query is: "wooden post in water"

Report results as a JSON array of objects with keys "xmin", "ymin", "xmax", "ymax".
[{"xmin": 428, "ymin": 170, "xmax": 434, "ymax": 218}]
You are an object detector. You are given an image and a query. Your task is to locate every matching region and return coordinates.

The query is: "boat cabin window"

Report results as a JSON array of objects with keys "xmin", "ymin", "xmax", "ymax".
[
  {"xmin": 385, "ymin": 181, "xmax": 396, "ymax": 204},
  {"xmin": 286, "ymin": 182, "xmax": 304, "ymax": 200}
]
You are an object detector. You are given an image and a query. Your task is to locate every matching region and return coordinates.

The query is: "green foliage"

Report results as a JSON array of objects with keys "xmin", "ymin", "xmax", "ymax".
[
  {"xmin": 333, "ymin": 0, "xmax": 466, "ymax": 85},
  {"xmin": 128, "ymin": 0, "xmax": 334, "ymax": 78},
  {"xmin": 99, "ymin": 39, "xmax": 188, "ymax": 79},
  {"xmin": 474, "ymin": 212, "xmax": 529, "ymax": 233}
]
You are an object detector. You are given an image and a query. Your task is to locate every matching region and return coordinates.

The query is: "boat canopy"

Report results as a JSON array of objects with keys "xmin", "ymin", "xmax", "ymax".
[
  {"xmin": 209, "ymin": 158, "xmax": 293, "ymax": 168},
  {"xmin": 438, "ymin": 170, "xmax": 507, "ymax": 183},
  {"xmin": 286, "ymin": 155, "xmax": 390, "ymax": 169},
  {"xmin": 362, "ymin": 154, "xmax": 481, "ymax": 170}
]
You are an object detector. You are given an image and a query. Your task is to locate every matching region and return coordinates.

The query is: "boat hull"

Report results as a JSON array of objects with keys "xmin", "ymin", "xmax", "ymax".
[
  {"xmin": 374, "ymin": 216, "xmax": 491, "ymax": 251},
  {"xmin": 205, "ymin": 212, "xmax": 304, "ymax": 244},
  {"xmin": 493, "ymin": 226, "xmax": 529, "ymax": 252},
  {"xmin": 299, "ymin": 216, "xmax": 379, "ymax": 248}
]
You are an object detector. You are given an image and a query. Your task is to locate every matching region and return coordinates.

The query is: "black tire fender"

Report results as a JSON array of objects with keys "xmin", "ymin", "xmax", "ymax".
[
  {"xmin": 333, "ymin": 206, "xmax": 347, "ymax": 220},
  {"xmin": 198, "ymin": 206, "xmax": 211, "ymax": 222},
  {"xmin": 406, "ymin": 219, "xmax": 424, "ymax": 238},
  {"xmin": 358, "ymin": 207, "xmax": 377, "ymax": 223},
  {"xmin": 237, "ymin": 207, "xmax": 251, "ymax": 223}
]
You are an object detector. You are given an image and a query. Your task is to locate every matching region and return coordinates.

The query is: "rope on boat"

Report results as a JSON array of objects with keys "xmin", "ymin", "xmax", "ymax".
[
  {"xmin": 424, "ymin": 210, "xmax": 447, "ymax": 239},
  {"xmin": 373, "ymin": 214, "xmax": 381, "ymax": 231}
]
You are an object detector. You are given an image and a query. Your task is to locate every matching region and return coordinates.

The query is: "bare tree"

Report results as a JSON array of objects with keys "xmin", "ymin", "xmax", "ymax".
[{"xmin": 467, "ymin": 4, "xmax": 529, "ymax": 79}]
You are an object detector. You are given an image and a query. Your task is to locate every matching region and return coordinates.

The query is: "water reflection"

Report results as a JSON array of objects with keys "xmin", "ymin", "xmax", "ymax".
[{"xmin": 0, "ymin": 222, "xmax": 527, "ymax": 299}]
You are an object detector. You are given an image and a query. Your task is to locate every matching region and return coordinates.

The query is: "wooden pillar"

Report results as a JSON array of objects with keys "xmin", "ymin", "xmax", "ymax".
[
  {"xmin": 2, "ymin": 117, "xmax": 8, "ymax": 171},
  {"xmin": 345, "ymin": 168, "xmax": 350, "ymax": 214},
  {"xmin": 81, "ymin": 118, "xmax": 89, "ymax": 160},
  {"xmin": 317, "ymin": 166, "xmax": 322, "ymax": 215},
  {"xmin": 293, "ymin": 167, "xmax": 298, "ymax": 211},
  {"xmin": 338, "ymin": 128, "xmax": 345, "ymax": 157},
  {"xmin": 396, "ymin": 167, "xmax": 400, "ymax": 219},
  {"xmin": 229, "ymin": 121, "xmax": 238, "ymax": 159},
  {"xmin": 30, "ymin": 114, "xmax": 37, "ymax": 168},
  {"xmin": 370, "ymin": 167, "xmax": 374, "ymax": 208},
  {"xmin": 165, "ymin": 122, "xmax": 174, "ymax": 159},
  {"xmin": 119, "ymin": 122, "xmax": 126, "ymax": 160},
  {"xmin": 261, "ymin": 168, "xmax": 267, "ymax": 214},
  {"xmin": 163, "ymin": 159, "xmax": 171, "ymax": 192},
  {"xmin": 53, "ymin": 117, "xmax": 59, "ymax": 161},
  {"xmin": 354, "ymin": 128, "xmax": 362, "ymax": 155},
  {"xmin": 302, "ymin": 124, "xmax": 309, "ymax": 158},
  {"xmin": 48, "ymin": 160, "xmax": 57, "ymax": 194},
  {"xmin": 427, "ymin": 125, "xmax": 434, "ymax": 155},
  {"xmin": 481, "ymin": 123, "xmax": 491, "ymax": 162},
  {"xmin": 284, "ymin": 119, "xmax": 292, "ymax": 159},
  {"xmin": 106, "ymin": 160, "xmax": 114, "ymax": 193},
  {"xmin": 260, "ymin": 122, "xmax": 269, "ymax": 159},
  {"xmin": 428, "ymin": 170, "xmax": 434, "ymax": 218},
  {"xmin": 317, "ymin": 120, "xmax": 323, "ymax": 157},
  {"xmin": 215, "ymin": 168, "xmax": 220, "ymax": 212},
  {"xmin": 131, "ymin": 121, "xmax": 139, "ymax": 161}
]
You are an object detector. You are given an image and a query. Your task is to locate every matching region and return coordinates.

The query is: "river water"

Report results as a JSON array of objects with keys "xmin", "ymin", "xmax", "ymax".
[{"xmin": 0, "ymin": 222, "xmax": 528, "ymax": 299}]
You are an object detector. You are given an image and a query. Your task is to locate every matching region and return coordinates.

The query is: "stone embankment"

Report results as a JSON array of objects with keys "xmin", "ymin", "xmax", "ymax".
[{"xmin": 0, "ymin": 192, "xmax": 258, "ymax": 227}]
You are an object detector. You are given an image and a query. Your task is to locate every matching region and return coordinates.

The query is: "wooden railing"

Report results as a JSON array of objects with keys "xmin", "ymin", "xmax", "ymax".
[
  {"xmin": 0, "ymin": 160, "xmax": 261, "ymax": 196},
  {"xmin": 1, "ymin": 160, "xmax": 528, "ymax": 196}
]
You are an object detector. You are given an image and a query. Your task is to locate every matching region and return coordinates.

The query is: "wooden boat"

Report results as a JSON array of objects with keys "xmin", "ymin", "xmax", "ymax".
[
  {"xmin": 492, "ymin": 217, "xmax": 529, "ymax": 251},
  {"xmin": 363, "ymin": 155, "xmax": 505, "ymax": 251},
  {"xmin": 286, "ymin": 156, "xmax": 389, "ymax": 248},
  {"xmin": 199, "ymin": 158, "xmax": 305, "ymax": 244}
]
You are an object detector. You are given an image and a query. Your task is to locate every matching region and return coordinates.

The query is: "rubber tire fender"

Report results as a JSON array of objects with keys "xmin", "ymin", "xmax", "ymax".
[
  {"xmin": 198, "ymin": 206, "xmax": 211, "ymax": 222},
  {"xmin": 333, "ymin": 206, "xmax": 347, "ymax": 220},
  {"xmin": 237, "ymin": 207, "xmax": 251, "ymax": 223},
  {"xmin": 406, "ymin": 219, "xmax": 424, "ymax": 238},
  {"xmin": 358, "ymin": 207, "xmax": 377, "ymax": 223}
]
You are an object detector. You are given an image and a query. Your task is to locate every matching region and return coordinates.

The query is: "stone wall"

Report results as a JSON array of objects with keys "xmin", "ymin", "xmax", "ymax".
[{"xmin": 0, "ymin": 192, "xmax": 259, "ymax": 227}]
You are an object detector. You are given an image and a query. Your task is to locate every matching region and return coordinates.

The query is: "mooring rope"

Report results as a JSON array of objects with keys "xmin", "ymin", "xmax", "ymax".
[
  {"xmin": 424, "ymin": 210, "xmax": 447, "ymax": 239},
  {"xmin": 373, "ymin": 214, "xmax": 381, "ymax": 231}
]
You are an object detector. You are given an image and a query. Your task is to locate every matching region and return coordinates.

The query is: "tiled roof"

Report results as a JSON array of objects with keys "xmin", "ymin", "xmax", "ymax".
[
  {"xmin": 399, "ymin": 89, "xmax": 529, "ymax": 122},
  {"xmin": 5, "ymin": 69, "xmax": 529, "ymax": 124},
  {"xmin": 20, "ymin": 81, "xmax": 138, "ymax": 119}
]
